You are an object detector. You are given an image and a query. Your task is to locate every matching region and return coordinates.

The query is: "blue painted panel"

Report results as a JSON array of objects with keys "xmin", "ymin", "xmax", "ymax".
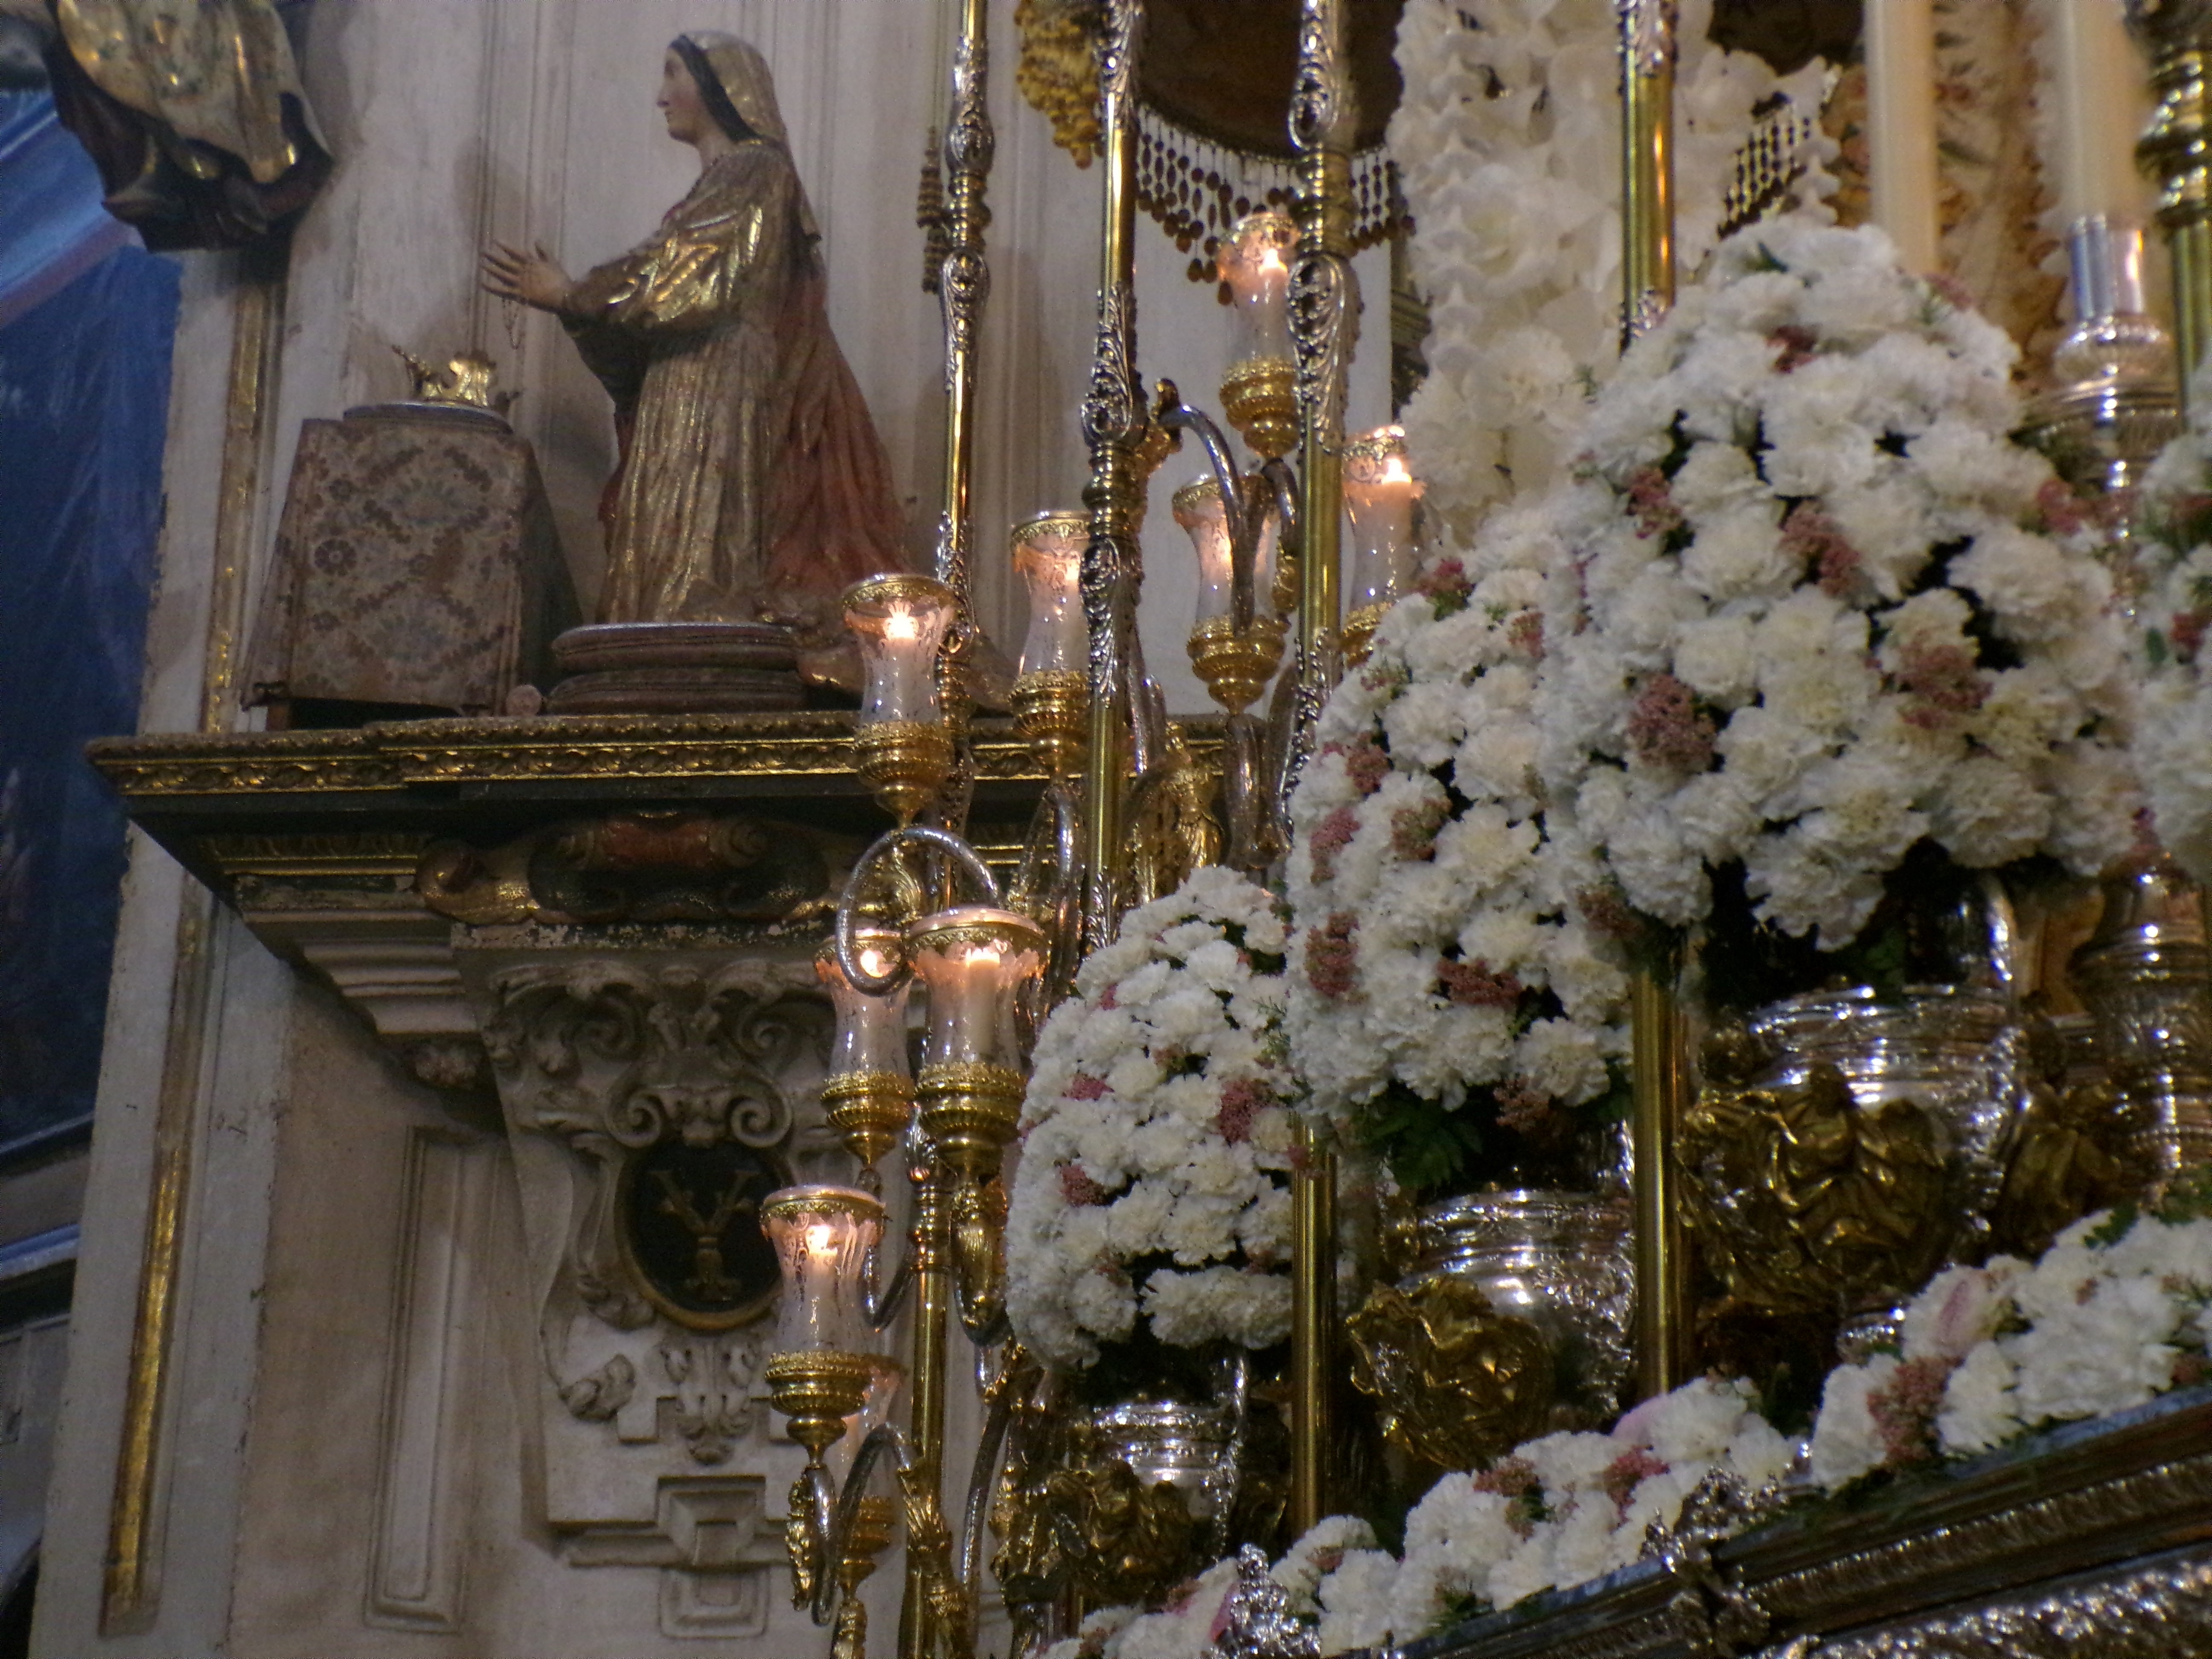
[{"xmin": 0, "ymin": 91, "xmax": 178, "ymax": 1143}]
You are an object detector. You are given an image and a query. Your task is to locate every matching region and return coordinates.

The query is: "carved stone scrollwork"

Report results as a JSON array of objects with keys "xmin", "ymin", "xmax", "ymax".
[{"xmin": 481, "ymin": 957, "xmax": 818, "ymax": 1343}]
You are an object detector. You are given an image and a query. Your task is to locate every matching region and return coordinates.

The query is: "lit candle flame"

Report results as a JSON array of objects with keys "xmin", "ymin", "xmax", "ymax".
[
  {"xmin": 1380, "ymin": 456, "xmax": 1412, "ymax": 486},
  {"xmin": 805, "ymin": 1221, "xmax": 836, "ymax": 1258},
  {"xmin": 1256, "ymin": 246, "xmax": 1287, "ymax": 276},
  {"xmin": 883, "ymin": 608, "xmax": 921, "ymax": 642},
  {"xmin": 858, "ymin": 946, "xmax": 891, "ymax": 978}
]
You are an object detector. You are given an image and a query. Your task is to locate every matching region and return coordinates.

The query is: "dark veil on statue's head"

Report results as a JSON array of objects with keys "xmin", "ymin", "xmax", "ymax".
[{"xmin": 671, "ymin": 32, "xmax": 786, "ymax": 148}]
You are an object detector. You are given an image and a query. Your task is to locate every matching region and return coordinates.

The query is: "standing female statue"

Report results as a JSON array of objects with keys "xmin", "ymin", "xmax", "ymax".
[{"xmin": 482, "ymin": 33, "xmax": 907, "ymax": 640}]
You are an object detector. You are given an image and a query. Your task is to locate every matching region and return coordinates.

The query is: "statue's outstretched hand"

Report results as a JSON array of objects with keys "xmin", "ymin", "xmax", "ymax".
[{"xmin": 480, "ymin": 241, "xmax": 574, "ymax": 312}]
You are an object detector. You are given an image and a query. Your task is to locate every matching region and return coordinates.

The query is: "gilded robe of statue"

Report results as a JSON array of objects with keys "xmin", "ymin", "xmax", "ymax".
[{"xmin": 561, "ymin": 38, "xmax": 908, "ymax": 635}]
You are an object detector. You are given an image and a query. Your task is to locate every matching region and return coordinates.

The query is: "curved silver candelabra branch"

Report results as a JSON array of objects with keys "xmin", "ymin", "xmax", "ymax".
[
  {"xmin": 1153, "ymin": 380, "xmax": 1263, "ymax": 630},
  {"xmin": 835, "ymin": 824, "xmax": 1004, "ymax": 994},
  {"xmin": 1011, "ymin": 778, "xmax": 1084, "ymax": 999}
]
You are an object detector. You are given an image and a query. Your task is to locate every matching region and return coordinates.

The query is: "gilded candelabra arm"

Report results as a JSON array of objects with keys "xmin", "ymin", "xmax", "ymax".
[
  {"xmin": 785, "ymin": 1416, "xmax": 986, "ymax": 1659},
  {"xmin": 950, "ymin": 1172, "xmax": 1010, "ymax": 1344},
  {"xmin": 835, "ymin": 826, "xmax": 1004, "ymax": 993}
]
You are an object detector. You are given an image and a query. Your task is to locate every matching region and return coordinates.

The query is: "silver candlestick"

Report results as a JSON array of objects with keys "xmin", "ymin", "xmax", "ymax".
[{"xmin": 2023, "ymin": 215, "xmax": 2182, "ymax": 602}]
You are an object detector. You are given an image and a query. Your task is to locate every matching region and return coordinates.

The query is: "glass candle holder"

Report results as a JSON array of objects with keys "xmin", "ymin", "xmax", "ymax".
[
  {"xmin": 1010, "ymin": 511, "xmax": 1091, "ymax": 774},
  {"xmin": 1342, "ymin": 425, "xmax": 1424, "ymax": 664},
  {"xmin": 760, "ymin": 1185, "xmax": 885, "ymax": 1459},
  {"xmin": 817, "ymin": 933, "xmax": 913, "ymax": 1172},
  {"xmin": 842, "ymin": 573, "xmax": 957, "ymax": 823},
  {"xmin": 1218, "ymin": 211, "xmax": 1298, "ymax": 459},
  {"xmin": 906, "ymin": 905, "xmax": 1045, "ymax": 1180},
  {"xmin": 1013, "ymin": 512, "xmax": 1088, "ymax": 675},
  {"xmin": 1174, "ymin": 476, "xmax": 1286, "ymax": 713},
  {"xmin": 1220, "ymin": 209, "xmax": 1296, "ymax": 366}
]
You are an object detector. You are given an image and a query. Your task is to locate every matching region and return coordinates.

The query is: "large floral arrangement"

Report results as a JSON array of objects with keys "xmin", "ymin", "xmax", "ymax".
[
  {"xmin": 1041, "ymin": 1378, "xmax": 1790, "ymax": 1659},
  {"xmin": 1389, "ymin": 0, "xmax": 1833, "ymax": 541},
  {"xmin": 1006, "ymin": 868, "xmax": 1295, "ymax": 1371},
  {"xmin": 1537, "ymin": 217, "xmax": 2137, "ymax": 949},
  {"xmin": 2130, "ymin": 378, "xmax": 2212, "ymax": 884},
  {"xmin": 1284, "ymin": 524, "xmax": 1633, "ymax": 1183},
  {"xmin": 1808, "ymin": 1198, "xmax": 2212, "ymax": 1487}
]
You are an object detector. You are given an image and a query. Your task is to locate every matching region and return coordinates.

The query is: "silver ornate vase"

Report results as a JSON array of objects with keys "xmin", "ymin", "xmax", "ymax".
[
  {"xmin": 1348, "ymin": 1188, "xmax": 1634, "ymax": 1468},
  {"xmin": 1682, "ymin": 985, "xmax": 2025, "ymax": 1358},
  {"xmin": 1407, "ymin": 1189, "xmax": 1636, "ymax": 1425},
  {"xmin": 1084, "ymin": 1397, "xmax": 1241, "ymax": 1531}
]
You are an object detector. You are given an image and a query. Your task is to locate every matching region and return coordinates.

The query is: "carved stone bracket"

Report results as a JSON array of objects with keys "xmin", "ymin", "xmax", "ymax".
[{"xmin": 454, "ymin": 934, "xmax": 847, "ymax": 1638}]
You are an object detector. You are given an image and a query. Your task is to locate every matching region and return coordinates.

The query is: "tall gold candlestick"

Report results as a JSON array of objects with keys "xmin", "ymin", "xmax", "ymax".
[
  {"xmin": 1287, "ymin": 0, "xmax": 1355, "ymax": 1536},
  {"xmin": 1619, "ymin": 0, "xmax": 1678, "ymax": 340},
  {"xmin": 1619, "ymin": 0, "xmax": 1692, "ymax": 1403},
  {"xmin": 2128, "ymin": 0, "xmax": 2212, "ymax": 396}
]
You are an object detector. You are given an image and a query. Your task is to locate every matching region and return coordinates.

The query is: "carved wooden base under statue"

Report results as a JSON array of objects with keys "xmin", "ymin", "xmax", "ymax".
[{"xmin": 546, "ymin": 622, "xmax": 806, "ymax": 714}]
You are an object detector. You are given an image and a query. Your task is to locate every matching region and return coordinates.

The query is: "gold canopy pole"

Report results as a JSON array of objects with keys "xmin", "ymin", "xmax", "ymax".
[
  {"xmin": 934, "ymin": 0, "xmax": 993, "ymax": 632},
  {"xmin": 1078, "ymin": 0, "xmax": 1146, "ymax": 953},
  {"xmin": 1287, "ymin": 0, "xmax": 1356, "ymax": 1535},
  {"xmin": 2128, "ymin": 0, "xmax": 2212, "ymax": 404},
  {"xmin": 1619, "ymin": 0, "xmax": 1691, "ymax": 1401},
  {"xmin": 896, "ymin": 8, "xmax": 992, "ymax": 1658}
]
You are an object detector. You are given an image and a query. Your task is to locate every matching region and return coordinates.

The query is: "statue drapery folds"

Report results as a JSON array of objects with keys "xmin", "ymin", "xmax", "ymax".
[{"xmin": 44, "ymin": 0, "xmax": 330, "ymax": 250}]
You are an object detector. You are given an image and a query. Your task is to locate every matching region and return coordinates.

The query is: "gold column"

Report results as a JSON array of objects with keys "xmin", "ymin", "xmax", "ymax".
[
  {"xmin": 2130, "ymin": 0, "xmax": 2212, "ymax": 402},
  {"xmin": 934, "ymin": 0, "xmax": 993, "ymax": 613},
  {"xmin": 1619, "ymin": 0, "xmax": 1678, "ymax": 345},
  {"xmin": 1078, "ymin": 0, "xmax": 1145, "ymax": 953},
  {"xmin": 1287, "ymin": 0, "xmax": 1354, "ymax": 1536},
  {"xmin": 1630, "ymin": 957, "xmax": 1690, "ymax": 1398},
  {"xmin": 892, "ymin": 8, "xmax": 994, "ymax": 1652},
  {"xmin": 1619, "ymin": 0, "xmax": 1690, "ymax": 1401},
  {"xmin": 104, "ymin": 250, "xmax": 285, "ymax": 1633},
  {"xmin": 899, "ymin": 1158, "xmax": 954, "ymax": 1659}
]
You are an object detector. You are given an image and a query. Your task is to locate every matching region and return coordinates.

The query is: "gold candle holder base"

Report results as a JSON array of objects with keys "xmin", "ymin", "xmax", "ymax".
[
  {"xmin": 853, "ymin": 719, "xmax": 954, "ymax": 825},
  {"xmin": 1222, "ymin": 356, "xmax": 1298, "ymax": 460},
  {"xmin": 1010, "ymin": 669, "xmax": 1090, "ymax": 776},
  {"xmin": 821, "ymin": 1070, "xmax": 916, "ymax": 1171},
  {"xmin": 915, "ymin": 1062, "xmax": 1027, "ymax": 1182},
  {"xmin": 1342, "ymin": 601, "xmax": 1390, "ymax": 668},
  {"xmin": 764, "ymin": 1350, "xmax": 878, "ymax": 1462},
  {"xmin": 1187, "ymin": 614, "xmax": 1286, "ymax": 714}
]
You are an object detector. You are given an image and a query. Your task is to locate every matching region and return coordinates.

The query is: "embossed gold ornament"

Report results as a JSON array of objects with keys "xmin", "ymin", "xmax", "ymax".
[
  {"xmin": 1347, "ymin": 1277, "xmax": 1556, "ymax": 1470},
  {"xmin": 1678, "ymin": 1049, "xmax": 1948, "ymax": 1330},
  {"xmin": 1060, "ymin": 1455, "xmax": 1204, "ymax": 1612},
  {"xmin": 1340, "ymin": 600, "xmax": 1389, "ymax": 667},
  {"xmin": 1129, "ymin": 726, "xmax": 1223, "ymax": 904}
]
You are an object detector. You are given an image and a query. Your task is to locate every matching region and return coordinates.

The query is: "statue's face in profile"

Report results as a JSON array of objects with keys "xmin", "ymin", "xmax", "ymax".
[{"xmin": 657, "ymin": 49, "xmax": 710, "ymax": 145}]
